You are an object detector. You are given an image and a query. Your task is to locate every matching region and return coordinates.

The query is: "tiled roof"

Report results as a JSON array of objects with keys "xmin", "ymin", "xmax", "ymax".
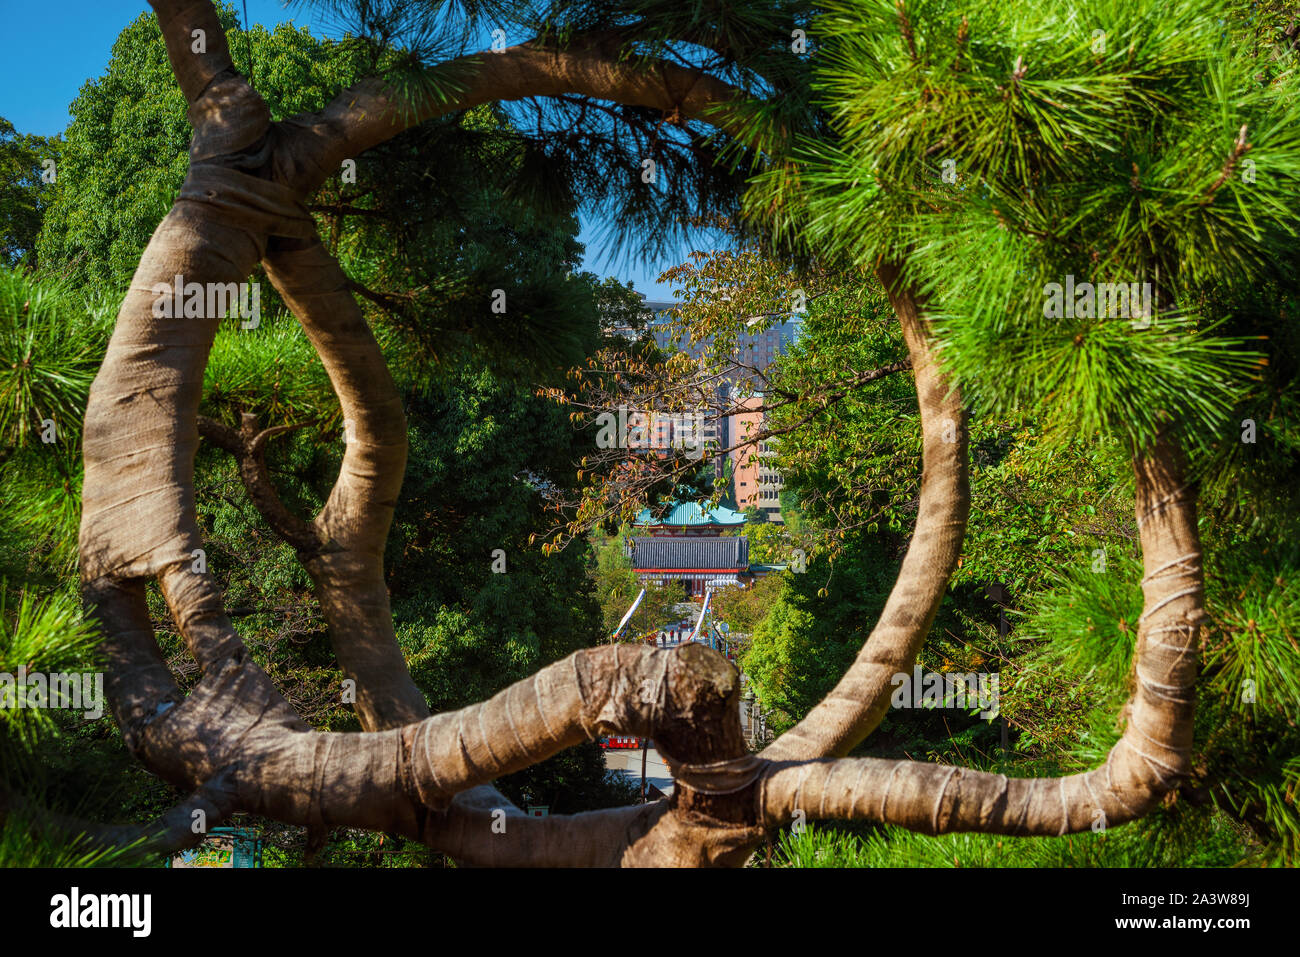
[
  {"xmin": 627, "ymin": 536, "xmax": 749, "ymax": 570},
  {"xmin": 634, "ymin": 501, "xmax": 747, "ymax": 527}
]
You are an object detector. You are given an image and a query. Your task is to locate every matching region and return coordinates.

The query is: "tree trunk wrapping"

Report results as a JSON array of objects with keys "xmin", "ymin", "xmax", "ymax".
[
  {"xmin": 757, "ymin": 436, "xmax": 1202, "ymax": 834},
  {"xmin": 762, "ymin": 263, "xmax": 970, "ymax": 760}
]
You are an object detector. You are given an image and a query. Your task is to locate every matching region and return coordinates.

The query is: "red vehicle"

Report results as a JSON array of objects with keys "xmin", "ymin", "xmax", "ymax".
[{"xmin": 599, "ymin": 735, "xmax": 650, "ymax": 749}]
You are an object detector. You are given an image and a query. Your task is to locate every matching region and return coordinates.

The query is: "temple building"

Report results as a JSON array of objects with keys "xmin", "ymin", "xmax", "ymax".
[
  {"xmin": 633, "ymin": 500, "xmax": 747, "ymax": 536},
  {"xmin": 625, "ymin": 498, "xmax": 786, "ymax": 597},
  {"xmin": 625, "ymin": 536, "xmax": 750, "ymax": 598}
]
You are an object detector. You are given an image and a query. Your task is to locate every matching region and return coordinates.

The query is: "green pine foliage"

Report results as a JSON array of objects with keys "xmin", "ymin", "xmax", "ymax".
[
  {"xmin": 0, "ymin": 269, "xmax": 101, "ymax": 448},
  {"xmin": 0, "ymin": 586, "xmax": 102, "ymax": 748},
  {"xmin": 727, "ymin": 0, "xmax": 1300, "ymax": 866},
  {"xmin": 202, "ymin": 312, "xmax": 337, "ymax": 429},
  {"xmin": 0, "ymin": 270, "xmax": 107, "ymax": 578},
  {"xmin": 2, "ymin": 0, "xmax": 1297, "ymax": 867}
]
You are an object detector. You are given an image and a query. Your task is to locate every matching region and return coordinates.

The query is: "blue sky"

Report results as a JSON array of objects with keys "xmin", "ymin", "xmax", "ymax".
[{"xmin": 0, "ymin": 0, "xmax": 693, "ymax": 299}]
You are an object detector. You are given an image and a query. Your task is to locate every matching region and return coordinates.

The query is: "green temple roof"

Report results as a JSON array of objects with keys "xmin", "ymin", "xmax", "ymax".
[{"xmin": 634, "ymin": 500, "xmax": 747, "ymax": 528}]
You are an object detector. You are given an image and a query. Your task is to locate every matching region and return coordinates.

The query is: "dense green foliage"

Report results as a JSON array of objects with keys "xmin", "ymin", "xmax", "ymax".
[
  {"xmin": 0, "ymin": 118, "xmax": 57, "ymax": 269},
  {"xmin": 730, "ymin": 0, "xmax": 1300, "ymax": 865},
  {"xmin": 35, "ymin": 6, "xmax": 365, "ymax": 290},
  {"xmin": 1, "ymin": 8, "xmax": 643, "ymax": 866},
  {"xmin": 0, "ymin": 0, "xmax": 1296, "ymax": 870}
]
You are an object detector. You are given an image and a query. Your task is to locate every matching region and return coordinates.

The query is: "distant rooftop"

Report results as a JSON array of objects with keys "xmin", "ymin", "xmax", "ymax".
[
  {"xmin": 634, "ymin": 501, "xmax": 747, "ymax": 527},
  {"xmin": 627, "ymin": 536, "xmax": 749, "ymax": 571}
]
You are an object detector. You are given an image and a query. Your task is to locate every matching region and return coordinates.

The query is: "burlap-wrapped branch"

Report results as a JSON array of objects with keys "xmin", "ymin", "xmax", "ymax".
[
  {"xmin": 70, "ymin": 0, "xmax": 1208, "ymax": 867},
  {"xmin": 756, "ymin": 435, "xmax": 1202, "ymax": 834},
  {"xmin": 762, "ymin": 260, "xmax": 971, "ymax": 761}
]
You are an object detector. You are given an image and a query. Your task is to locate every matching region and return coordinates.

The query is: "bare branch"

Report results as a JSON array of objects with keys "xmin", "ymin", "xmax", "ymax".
[{"xmin": 197, "ymin": 413, "xmax": 321, "ymax": 554}]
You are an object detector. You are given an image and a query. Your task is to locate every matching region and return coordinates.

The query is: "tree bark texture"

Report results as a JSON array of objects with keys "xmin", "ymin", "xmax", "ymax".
[{"xmin": 74, "ymin": 0, "xmax": 1207, "ymax": 865}]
